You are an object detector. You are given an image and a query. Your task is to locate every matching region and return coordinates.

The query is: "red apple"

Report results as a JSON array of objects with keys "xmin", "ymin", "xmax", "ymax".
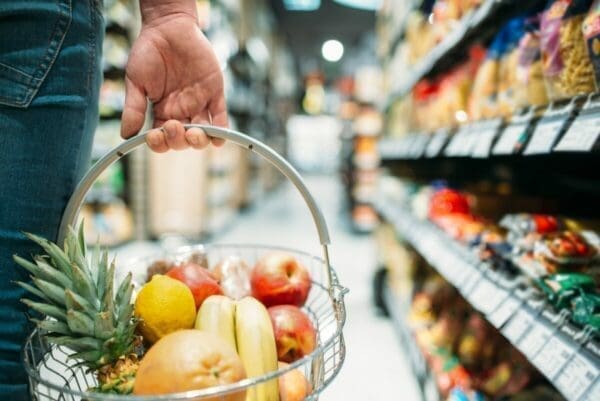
[
  {"xmin": 251, "ymin": 253, "xmax": 311, "ymax": 307},
  {"xmin": 166, "ymin": 263, "xmax": 223, "ymax": 309},
  {"xmin": 268, "ymin": 305, "xmax": 316, "ymax": 363},
  {"xmin": 278, "ymin": 362, "xmax": 311, "ymax": 401}
]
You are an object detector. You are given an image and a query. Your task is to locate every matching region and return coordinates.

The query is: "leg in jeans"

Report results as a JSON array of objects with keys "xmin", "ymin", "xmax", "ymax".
[{"xmin": 0, "ymin": 1, "xmax": 103, "ymax": 399}]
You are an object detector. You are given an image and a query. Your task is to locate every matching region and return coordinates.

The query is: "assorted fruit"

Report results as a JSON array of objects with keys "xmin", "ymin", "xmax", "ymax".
[{"xmin": 14, "ymin": 227, "xmax": 319, "ymax": 400}]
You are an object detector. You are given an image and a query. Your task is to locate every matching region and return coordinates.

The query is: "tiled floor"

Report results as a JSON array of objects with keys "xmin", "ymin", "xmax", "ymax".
[{"xmin": 213, "ymin": 175, "xmax": 421, "ymax": 401}]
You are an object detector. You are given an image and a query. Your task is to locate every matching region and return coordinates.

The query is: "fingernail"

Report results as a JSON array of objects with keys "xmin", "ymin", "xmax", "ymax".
[
  {"xmin": 188, "ymin": 133, "xmax": 199, "ymax": 146},
  {"xmin": 149, "ymin": 133, "xmax": 161, "ymax": 146}
]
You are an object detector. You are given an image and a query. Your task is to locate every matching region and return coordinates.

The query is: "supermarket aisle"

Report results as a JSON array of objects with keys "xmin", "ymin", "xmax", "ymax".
[{"xmin": 214, "ymin": 175, "xmax": 421, "ymax": 401}]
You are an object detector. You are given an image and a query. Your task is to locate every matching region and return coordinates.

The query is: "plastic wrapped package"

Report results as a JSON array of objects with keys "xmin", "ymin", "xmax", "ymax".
[
  {"xmin": 469, "ymin": 29, "xmax": 508, "ymax": 121},
  {"xmin": 406, "ymin": 11, "xmax": 437, "ymax": 65},
  {"xmin": 437, "ymin": 46, "xmax": 485, "ymax": 127},
  {"xmin": 413, "ymin": 80, "xmax": 441, "ymax": 131},
  {"xmin": 540, "ymin": 0, "xmax": 595, "ymax": 100},
  {"xmin": 432, "ymin": 0, "xmax": 464, "ymax": 44},
  {"xmin": 515, "ymin": 16, "xmax": 550, "ymax": 107},
  {"xmin": 497, "ymin": 17, "xmax": 527, "ymax": 117},
  {"xmin": 583, "ymin": 0, "xmax": 600, "ymax": 89}
]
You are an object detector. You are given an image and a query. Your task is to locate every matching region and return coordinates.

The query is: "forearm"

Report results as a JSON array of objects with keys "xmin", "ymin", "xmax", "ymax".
[{"xmin": 139, "ymin": 0, "xmax": 198, "ymax": 25}]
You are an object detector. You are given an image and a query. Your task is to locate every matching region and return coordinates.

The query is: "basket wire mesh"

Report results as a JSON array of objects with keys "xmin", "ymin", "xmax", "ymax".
[{"xmin": 24, "ymin": 126, "xmax": 347, "ymax": 400}]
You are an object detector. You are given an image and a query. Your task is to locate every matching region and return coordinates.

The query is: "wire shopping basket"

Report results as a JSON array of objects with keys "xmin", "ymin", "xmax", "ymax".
[{"xmin": 22, "ymin": 125, "xmax": 348, "ymax": 401}]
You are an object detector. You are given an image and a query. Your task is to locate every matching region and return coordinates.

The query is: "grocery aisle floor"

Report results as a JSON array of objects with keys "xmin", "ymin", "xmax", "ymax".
[{"xmin": 213, "ymin": 175, "xmax": 421, "ymax": 401}]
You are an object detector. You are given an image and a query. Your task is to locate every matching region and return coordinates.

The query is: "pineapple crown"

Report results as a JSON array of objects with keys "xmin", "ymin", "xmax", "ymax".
[{"xmin": 13, "ymin": 225, "xmax": 138, "ymax": 370}]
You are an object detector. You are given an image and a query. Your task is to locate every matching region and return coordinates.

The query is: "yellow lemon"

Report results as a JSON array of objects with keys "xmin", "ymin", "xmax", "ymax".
[{"xmin": 134, "ymin": 275, "xmax": 196, "ymax": 344}]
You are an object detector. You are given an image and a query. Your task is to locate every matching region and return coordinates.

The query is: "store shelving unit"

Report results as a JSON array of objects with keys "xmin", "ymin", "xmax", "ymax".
[
  {"xmin": 383, "ymin": 0, "xmax": 546, "ymax": 110},
  {"xmin": 380, "ymin": 95, "xmax": 600, "ymax": 161},
  {"xmin": 374, "ymin": 196, "xmax": 600, "ymax": 401},
  {"xmin": 383, "ymin": 283, "xmax": 440, "ymax": 401}
]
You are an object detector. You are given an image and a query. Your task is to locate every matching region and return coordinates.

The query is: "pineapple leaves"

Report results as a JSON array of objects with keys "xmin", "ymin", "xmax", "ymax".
[
  {"xmin": 31, "ymin": 278, "xmax": 65, "ymax": 307},
  {"xmin": 32, "ymin": 319, "xmax": 71, "ymax": 336},
  {"xmin": 78, "ymin": 223, "xmax": 86, "ymax": 258},
  {"xmin": 66, "ymin": 310, "xmax": 95, "ymax": 336},
  {"xmin": 115, "ymin": 273, "xmax": 134, "ymax": 323},
  {"xmin": 96, "ymin": 251, "xmax": 108, "ymax": 305},
  {"xmin": 65, "ymin": 289, "xmax": 95, "ymax": 316},
  {"xmin": 21, "ymin": 299, "xmax": 67, "ymax": 321},
  {"xmin": 48, "ymin": 336, "xmax": 103, "ymax": 353},
  {"xmin": 15, "ymin": 224, "xmax": 138, "ymax": 372}
]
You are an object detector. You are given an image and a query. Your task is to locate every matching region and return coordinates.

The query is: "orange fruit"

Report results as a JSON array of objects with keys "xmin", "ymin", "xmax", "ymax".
[{"xmin": 134, "ymin": 330, "xmax": 246, "ymax": 400}]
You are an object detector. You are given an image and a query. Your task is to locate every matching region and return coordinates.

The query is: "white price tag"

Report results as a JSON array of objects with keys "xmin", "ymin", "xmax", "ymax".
[
  {"xmin": 481, "ymin": 285, "xmax": 509, "ymax": 316},
  {"xmin": 502, "ymin": 308, "xmax": 533, "ymax": 343},
  {"xmin": 524, "ymin": 119, "xmax": 565, "ymax": 155},
  {"xmin": 580, "ymin": 379, "xmax": 600, "ymax": 401},
  {"xmin": 554, "ymin": 115, "xmax": 600, "ymax": 152},
  {"xmin": 489, "ymin": 296, "xmax": 521, "ymax": 328},
  {"xmin": 445, "ymin": 127, "xmax": 470, "ymax": 156},
  {"xmin": 533, "ymin": 336, "xmax": 576, "ymax": 380},
  {"xmin": 459, "ymin": 131, "xmax": 479, "ymax": 156},
  {"xmin": 556, "ymin": 353, "xmax": 599, "ymax": 401},
  {"xmin": 461, "ymin": 271, "xmax": 482, "ymax": 297},
  {"xmin": 492, "ymin": 124, "xmax": 526, "ymax": 155},
  {"xmin": 425, "ymin": 131, "xmax": 448, "ymax": 157},
  {"xmin": 472, "ymin": 129, "xmax": 498, "ymax": 158},
  {"xmin": 517, "ymin": 323, "xmax": 553, "ymax": 359},
  {"xmin": 469, "ymin": 279, "xmax": 502, "ymax": 314}
]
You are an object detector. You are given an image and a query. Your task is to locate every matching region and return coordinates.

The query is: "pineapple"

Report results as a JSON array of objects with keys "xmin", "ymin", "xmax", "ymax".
[{"xmin": 13, "ymin": 225, "xmax": 139, "ymax": 394}]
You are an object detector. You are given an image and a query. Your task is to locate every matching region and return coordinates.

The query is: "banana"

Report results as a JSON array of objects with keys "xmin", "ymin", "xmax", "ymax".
[
  {"xmin": 235, "ymin": 297, "xmax": 280, "ymax": 401},
  {"xmin": 195, "ymin": 295, "xmax": 237, "ymax": 351}
]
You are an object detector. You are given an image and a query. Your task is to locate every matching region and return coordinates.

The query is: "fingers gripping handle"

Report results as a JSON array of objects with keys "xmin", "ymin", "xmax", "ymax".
[{"xmin": 57, "ymin": 125, "xmax": 334, "ymax": 282}]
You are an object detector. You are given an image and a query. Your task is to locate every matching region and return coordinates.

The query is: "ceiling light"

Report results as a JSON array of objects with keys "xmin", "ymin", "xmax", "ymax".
[
  {"xmin": 284, "ymin": 0, "xmax": 320, "ymax": 11},
  {"xmin": 322, "ymin": 40, "xmax": 344, "ymax": 62},
  {"xmin": 333, "ymin": 0, "xmax": 381, "ymax": 10}
]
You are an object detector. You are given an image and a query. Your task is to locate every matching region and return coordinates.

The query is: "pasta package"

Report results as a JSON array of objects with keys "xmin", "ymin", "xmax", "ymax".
[
  {"xmin": 540, "ymin": 0, "xmax": 596, "ymax": 100},
  {"xmin": 583, "ymin": 0, "xmax": 600, "ymax": 89},
  {"xmin": 515, "ymin": 16, "xmax": 550, "ymax": 107}
]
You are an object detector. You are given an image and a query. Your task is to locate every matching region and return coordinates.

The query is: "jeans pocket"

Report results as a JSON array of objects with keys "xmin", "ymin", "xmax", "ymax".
[{"xmin": 0, "ymin": 0, "xmax": 72, "ymax": 108}]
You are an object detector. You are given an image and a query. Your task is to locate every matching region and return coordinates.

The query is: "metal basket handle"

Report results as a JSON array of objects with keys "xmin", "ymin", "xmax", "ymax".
[{"xmin": 57, "ymin": 125, "xmax": 340, "ymax": 292}]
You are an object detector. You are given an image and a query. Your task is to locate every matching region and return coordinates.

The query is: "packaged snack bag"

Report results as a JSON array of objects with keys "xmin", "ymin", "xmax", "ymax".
[
  {"xmin": 469, "ymin": 28, "xmax": 509, "ymax": 120},
  {"xmin": 498, "ymin": 17, "xmax": 527, "ymax": 117},
  {"xmin": 540, "ymin": 0, "xmax": 595, "ymax": 100},
  {"xmin": 515, "ymin": 15, "xmax": 550, "ymax": 107}
]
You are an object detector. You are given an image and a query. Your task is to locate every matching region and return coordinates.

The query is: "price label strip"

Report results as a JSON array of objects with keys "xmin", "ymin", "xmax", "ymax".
[
  {"xmin": 481, "ymin": 285, "xmax": 510, "ymax": 316},
  {"xmin": 472, "ymin": 129, "xmax": 498, "ymax": 158},
  {"xmin": 554, "ymin": 115, "xmax": 600, "ymax": 152},
  {"xmin": 502, "ymin": 308, "xmax": 534, "ymax": 343},
  {"xmin": 555, "ymin": 352, "xmax": 599, "ymax": 401},
  {"xmin": 533, "ymin": 335, "xmax": 578, "ymax": 380},
  {"xmin": 517, "ymin": 321, "xmax": 554, "ymax": 359},
  {"xmin": 425, "ymin": 131, "xmax": 448, "ymax": 158},
  {"xmin": 469, "ymin": 278, "xmax": 505, "ymax": 315},
  {"xmin": 492, "ymin": 124, "xmax": 526, "ymax": 155},
  {"xmin": 460, "ymin": 271, "xmax": 483, "ymax": 299},
  {"xmin": 580, "ymin": 378, "xmax": 600, "ymax": 401},
  {"xmin": 524, "ymin": 119, "xmax": 565, "ymax": 155},
  {"xmin": 489, "ymin": 296, "xmax": 521, "ymax": 328},
  {"xmin": 445, "ymin": 126, "xmax": 470, "ymax": 156}
]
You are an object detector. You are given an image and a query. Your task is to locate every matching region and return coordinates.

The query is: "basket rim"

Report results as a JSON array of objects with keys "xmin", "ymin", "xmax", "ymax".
[{"xmin": 23, "ymin": 243, "xmax": 347, "ymax": 400}]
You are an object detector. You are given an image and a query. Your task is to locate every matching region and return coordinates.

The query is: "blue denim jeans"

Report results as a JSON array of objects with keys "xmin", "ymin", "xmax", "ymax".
[{"xmin": 0, "ymin": 1, "xmax": 103, "ymax": 399}]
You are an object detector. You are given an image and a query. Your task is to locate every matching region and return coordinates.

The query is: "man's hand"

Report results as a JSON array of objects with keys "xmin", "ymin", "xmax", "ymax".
[{"xmin": 121, "ymin": 2, "xmax": 227, "ymax": 152}]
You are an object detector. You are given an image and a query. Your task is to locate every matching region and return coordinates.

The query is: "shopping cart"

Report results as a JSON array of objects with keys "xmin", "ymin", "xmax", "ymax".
[{"xmin": 22, "ymin": 125, "xmax": 348, "ymax": 401}]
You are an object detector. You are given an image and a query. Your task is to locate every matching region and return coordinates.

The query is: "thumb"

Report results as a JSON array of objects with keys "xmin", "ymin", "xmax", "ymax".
[{"xmin": 121, "ymin": 77, "xmax": 147, "ymax": 139}]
